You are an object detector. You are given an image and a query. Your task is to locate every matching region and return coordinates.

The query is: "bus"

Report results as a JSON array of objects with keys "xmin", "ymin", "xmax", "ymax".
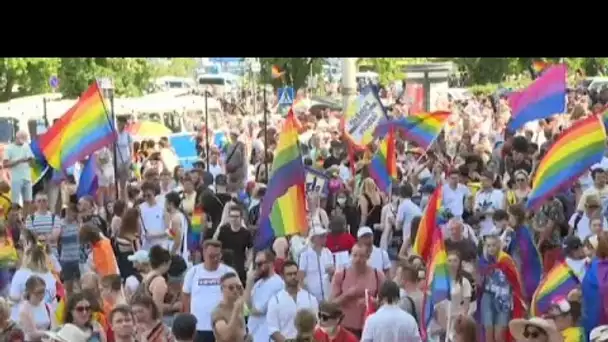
[{"xmin": 195, "ymin": 72, "xmax": 240, "ymax": 97}]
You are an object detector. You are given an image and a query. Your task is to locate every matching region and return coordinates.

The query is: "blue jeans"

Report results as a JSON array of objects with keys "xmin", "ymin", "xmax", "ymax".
[{"xmin": 480, "ymin": 292, "xmax": 510, "ymax": 327}]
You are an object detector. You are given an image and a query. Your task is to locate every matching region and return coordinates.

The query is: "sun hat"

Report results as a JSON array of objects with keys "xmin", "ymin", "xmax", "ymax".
[
  {"xmin": 508, "ymin": 317, "xmax": 561, "ymax": 342},
  {"xmin": 591, "ymin": 325, "xmax": 608, "ymax": 342},
  {"xmin": 44, "ymin": 324, "xmax": 91, "ymax": 342},
  {"xmin": 127, "ymin": 250, "xmax": 149, "ymax": 264}
]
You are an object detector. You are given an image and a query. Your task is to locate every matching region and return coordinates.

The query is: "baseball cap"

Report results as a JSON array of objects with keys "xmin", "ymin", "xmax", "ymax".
[
  {"xmin": 310, "ymin": 226, "xmax": 328, "ymax": 238},
  {"xmin": 563, "ymin": 236, "xmax": 583, "ymax": 254},
  {"xmin": 357, "ymin": 226, "xmax": 373, "ymax": 238},
  {"xmin": 591, "ymin": 325, "xmax": 608, "ymax": 342},
  {"xmin": 127, "ymin": 250, "xmax": 149, "ymax": 264}
]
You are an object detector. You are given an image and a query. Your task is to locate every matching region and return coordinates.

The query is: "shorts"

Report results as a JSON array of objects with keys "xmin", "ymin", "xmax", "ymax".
[
  {"xmin": 480, "ymin": 292, "xmax": 510, "ymax": 327},
  {"xmin": 60, "ymin": 261, "xmax": 81, "ymax": 282},
  {"xmin": 11, "ymin": 178, "xmax": 32, "ymax": 204},
  {"xmin": 116, "ymin": 162, "xmax": 131, "ymax": 182}
]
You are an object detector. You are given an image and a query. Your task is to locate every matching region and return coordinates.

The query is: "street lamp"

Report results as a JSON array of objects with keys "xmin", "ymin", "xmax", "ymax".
[{"xmin": 341, "ymin": 58, "xmax": 357, "ymax": 111}]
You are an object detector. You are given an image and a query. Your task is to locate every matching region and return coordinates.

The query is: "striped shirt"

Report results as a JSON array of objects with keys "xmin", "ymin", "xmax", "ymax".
[
  {"xmin": 58, "ymin": 220, "xmax": 80, "ymax": 263},
  {"xmin": 26, "ymin": 212, "xmax": 58, "ymax": 237}
]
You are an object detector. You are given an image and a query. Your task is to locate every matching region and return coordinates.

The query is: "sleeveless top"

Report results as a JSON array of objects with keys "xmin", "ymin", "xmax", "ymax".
[{"xmin": 362, "ymin": 194, "xmax": 382, "ymax": 227}]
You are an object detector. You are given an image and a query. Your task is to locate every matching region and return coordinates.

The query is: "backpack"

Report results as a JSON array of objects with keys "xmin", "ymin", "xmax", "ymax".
[
  {"xmin": 132, "ymin": 274, "xmax": 161, "ymax": 299},
  {"xmin": 402, "ymin": 295, "xmax": 418, "ymax": 324}
]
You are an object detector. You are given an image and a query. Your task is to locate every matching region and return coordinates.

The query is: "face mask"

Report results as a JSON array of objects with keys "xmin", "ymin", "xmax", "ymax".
[
  {"xmin": 319, "ymin": 325, "xmax": 338, "ymax": 335},
  {"xmin": 337, "ymin": 198, "xmax": 346, "ymax": 206}
]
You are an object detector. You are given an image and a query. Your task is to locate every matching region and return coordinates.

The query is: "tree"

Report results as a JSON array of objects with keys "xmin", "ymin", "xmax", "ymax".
[
  {"xmin": 258, "ymin": 58, "xmax": 325, "ymax": 91},
  {"xmin": 152, "ymin": 58, "xmax": 197, "ymax": 78},
  {"xmin": 58, "ymin": 58, "xmax": 154, "ymax": 98},
  {"xmin": 0, "ymin": 58, "xmax": 61, "ymax": 101},
  {"xmin": 358, "ymin": 58, "xmax": 404, "ymax": 85},
  {"xmin": 451, "ymin": 58, "xmax": 515, "ymax": 85}
]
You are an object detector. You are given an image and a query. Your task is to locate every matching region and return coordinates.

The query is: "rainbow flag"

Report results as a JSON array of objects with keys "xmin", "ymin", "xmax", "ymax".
[
  {"xmin": 601, "ymin": 107, "xmax": 608, "ymax": 132},
  {"xmin": 531, "ymin": 261, "xmax": 579, "ymax": 316},
  {"xmin": 477, "ymin": 251, "xmax": 526, "ymax": 342},
  {"xmin": 526, "ymin": 115, "xmax": 606, "ymax": 210},
  {"xmin": 412, "ymin": 185, "xmax": 442, "ymax": 263},
  {"xmin": 271, "ymin": 65, "xmax": 285, "ymax": 79},
  {"xmin": 188, "ymin": 206, "xmax": 204, "ymax": 250},
  {"xmin": 38, "ymin": 82, "xmax": 116, "ymax": 169},
  {"xmin": 582, "ymin": 258, "xmax": 608, "ymax": 338},
  {"xmin": 255, "ymin": 111, "xmax": 307, "ymax": 250},
  {"xmin": 508, "ymin": 64, "xmax": 566, "ymax": 131},
  {"xmin": 506, "ymin": 226, "xmax": 543, "ymax": 302},
  {"xmin": 369, "ymin": 127, "xmax": 396, "ymax": 193},
  {"xmin": 374, "ymin": 111, "xmax": 450, "ymax": 150},
  {"xmin": 420, "ymin": 228, "xmax": 451, "ymax": 341},
  {"xmin": 29, "ymin": 139, "xmax": 49, "ymax": 185}
]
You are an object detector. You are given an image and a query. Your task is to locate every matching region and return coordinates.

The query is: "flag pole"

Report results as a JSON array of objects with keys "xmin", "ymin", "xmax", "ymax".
[
  {"xmin": 204, "ymin": 88, "xmax": 210, "ymax": 171},
  {"xmin": 109, "ymin": 90, "xmax": 118, "ymax": 199},
  {"xmin": 42, "ymin": 97, "xmax": 49, "ymax": 129},
  {"xmin": 95, "ymin": 79, "xmax": 120, "ymax": 199},
  {"xmin": 263, "ymin": 65, "xmax": 269, "ymax": 176}
]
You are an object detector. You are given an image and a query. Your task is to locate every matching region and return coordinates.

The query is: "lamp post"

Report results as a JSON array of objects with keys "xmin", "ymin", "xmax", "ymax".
[{"xmin": 341, "ymin": 58, "xmax": 358, "ymax": 111}]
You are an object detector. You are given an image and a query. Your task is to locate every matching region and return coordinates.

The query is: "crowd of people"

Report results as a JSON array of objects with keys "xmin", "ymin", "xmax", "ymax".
[{"xmin": 1, "ymin": 83, "xmax": 608, "ymax": 342}]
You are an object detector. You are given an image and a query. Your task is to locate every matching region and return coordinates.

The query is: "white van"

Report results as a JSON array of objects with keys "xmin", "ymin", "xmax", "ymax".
[{"xmin": 196, "ymin": 73, "xmax": 239, "ymax": 96}]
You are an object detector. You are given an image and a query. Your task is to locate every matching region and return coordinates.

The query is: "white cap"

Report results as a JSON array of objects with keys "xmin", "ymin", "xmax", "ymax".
[
  {"xmin": 591, "ymin": 325, "xmax": 608, "ymax": 342},
  {"xmin": 357, "ymin": 226, "xmax": 373, "ymax": 238},
  {"xmin": 127, "ymin": 250, "xmax": 149, "ymax": 264},
  {"xmin": 44, "ymin": 324, "xmax": 92, "ymax": 342},
  {"xmin": 309, "ymin": 226, "xmax": 328, "ymax": 238}
]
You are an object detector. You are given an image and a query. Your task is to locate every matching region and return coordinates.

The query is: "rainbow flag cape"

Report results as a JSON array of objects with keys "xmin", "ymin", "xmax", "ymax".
[
  {"xmin": 412, "ymin": 185, "xmax": 442, "ymax": 263},
  {"xmin": 38, "ymin": 82, "xmax": 116, "ymax": 169},
  {"xmin": 29, "ymin": 139, "xmax": 49, "ymax": 185},
  {"xmin": 531, "ymin": 261, "xmax": 579, "ymax": 316},
  {"xmin": 420, "ymin": 228, "xmax": 451, "ymax": 340},
  {"xmin": 506, "ymin": 226, "xmax": 543, "ymax": 302},
  {"xmin": 188, "ymin": 206, "xmax": 204, "ymax": 250},
  {"xmin": 255, "ymin": 110, "xmax": 307, "ymax": 250},
  {"xmin": 526, "ymin": 115, "xmax": 606, "ymax": 210},
  {"xmin": 374, "ymin": 111, "xmax": 450, "ymax": 150},
  {"xmin": 369, "ymin": 127, "xmax": 396, "ymax": 193},
  {"xmin": 476, "ymin": 251, "xmax": 526, "ymax": 342},
  {"xmin": 507, "ymin": 64, "xmax": 566, "ymax": 131}
]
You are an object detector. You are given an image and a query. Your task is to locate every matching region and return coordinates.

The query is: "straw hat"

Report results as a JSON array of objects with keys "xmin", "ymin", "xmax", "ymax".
[
  {"xmin": 44, "ymin": 324, "xmax": 92, "ymax": 342},
  {"xmin": 591, "ymin": 325, "xmax": 608, "ymax": 342},
  {"xmin": 508, "ymin": 317, "xmax": 561, "ymax": 342}
]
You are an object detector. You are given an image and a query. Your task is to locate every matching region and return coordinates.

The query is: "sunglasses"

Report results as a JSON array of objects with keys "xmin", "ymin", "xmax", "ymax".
[
  {"xmin": 225, "ymin": 284, "xmax": 243, "ymax": 292},
  {"xmin": 523, "ymin": 325, "xmax": 545, "ymax": 339},
  {"xmin": 36, "ymin": 198, "xmax": 48, "ymax": 202},
  {"xmin": 516, "ymin": 178, "xmax": 526, "ymax": 182},
  {"xmin": 318, "ymin": 313, "xmax": 340, "ymax": 321},
  {"xmin": 75, "ymin": 305, "xmax": 92, "ymax": 313}
]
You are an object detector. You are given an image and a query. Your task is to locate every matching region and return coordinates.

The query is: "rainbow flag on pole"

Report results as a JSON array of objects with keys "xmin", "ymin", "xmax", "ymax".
[
  {"xmin": 254, "ymin": 110, "xmax": 307, "ymax": 250},
  {"xmin": 369, "ymin": 127, "xmax": 396, "ymax": 193},
  {"xmin": 38, "ymin": 82, "xmax": 116, "ymax": 170},
  {"xmin": 188, "ymin": 206, "xmax": 204, "ymax": 250},
  {"xmin": 526, "ymin": 115, "xmax": 606, "ymax": 210},
  {"xmin": 412, "ymin": 185, "xmax": 442, "ymax": 263},
  {"xmin": 531, "ymin": 261, "xmax": 579, "ymax": 316},
  {"xmin": 374, "ymin": 111, "xmax": 450, "ymax": 150},
  {"xmin": 420, "ymin": 228, "xmax": 451, "ymax": 340}
]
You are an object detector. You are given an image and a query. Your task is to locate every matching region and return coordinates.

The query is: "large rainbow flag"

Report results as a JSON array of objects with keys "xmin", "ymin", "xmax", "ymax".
[
  {"xmin": 369, "ymin": 127, "xmax": 396, "ymax": 194},
  {"xmin": 526, "ymin": 115, "xmax": 606, "ymax": 210},
  {"xmin": 508, "ymin": 64, "xmax": 566, "ymax": 131},
  {"xmin": 531, "ymin": 261, "xmax": 579, "ymax": 316},
  {"xmin": 374, "ymin": 111, "xmax": 450, "ymax": 150},
  {"xmin": 38, "ymin": 82, "xmax": 116, "ymax": 170},
  {"xmin": 420, "ymin": 228, "xmax": 451, "ymax": 340},
  {"xmin": 506, "ymin": 226, "xmax": 543, "ymax": 302},
  {"xmin": 254, "ymin": 110, "xmax": 307, "ymax": 250},
  {"xmin": 412, "ymin": 185, "xmax": 442, "ymax": 263},
  {"xmin": 29, "ymin": 139, "xmax": 49, "ymax": 185}
]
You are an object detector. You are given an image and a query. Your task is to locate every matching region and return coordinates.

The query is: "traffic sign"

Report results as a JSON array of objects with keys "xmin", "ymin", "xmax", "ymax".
[
  {"xmin": 277, "ymin": 87, "xmax": 294, "ymax": 105},
  {"xmin": 49, "ymin": 76, "xmax": 59, "ymax": 89},
  {"xmin": 251, "ymin": 62, "xmax": 261, "ymax": 73}
]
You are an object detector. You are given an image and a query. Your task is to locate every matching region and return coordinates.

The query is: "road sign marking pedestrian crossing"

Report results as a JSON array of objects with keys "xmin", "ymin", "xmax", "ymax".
[{"xmin": 278, "ymin": 87, "xmax": 294, "ymax": 105}]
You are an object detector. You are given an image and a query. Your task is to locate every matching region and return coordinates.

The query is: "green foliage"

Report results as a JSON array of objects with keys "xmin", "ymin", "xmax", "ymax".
[
  {"xmin": 259, "ymin": 58, "xmax": 325, "ymax": 91},
  {"xmin": 0, "ymin": 58, "xmax": 61, "ymax": 101},
  {"xmin": 58, "ymin": 58, "xmax": 154, "ymax": 98},
  {"xmin": 152, "ymin": 58, "xmax": 197, "ymax": 78}
]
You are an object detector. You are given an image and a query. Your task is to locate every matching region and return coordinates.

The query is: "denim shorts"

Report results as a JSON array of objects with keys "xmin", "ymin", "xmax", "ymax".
[
  {"xmin": 480, "ymin": 292, "xmax": 510, "ymax": 327},
  {"xmin": 11, "ymin": 178, "xmax": 32, "ymax": 204}
]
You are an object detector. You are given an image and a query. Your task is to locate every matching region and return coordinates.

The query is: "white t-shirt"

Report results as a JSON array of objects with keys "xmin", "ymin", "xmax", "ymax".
[
  {"xmin": 298, "ymin": 246, "xmax": 334, "ymax": 302},
  {"xmin": 139, "ymin": 201, "xmax": 167, "ymax": 250},
  {"xmin": 3, "ymin": 143, "xmax": 34, "ymax": 182},
  {"xmin": 208, "ymin": 163, "xmax": 224, "ymax": 182},
  {"xmin": 362, "ymin": 304, "xmax": 421, "ymax": 342},
  {"xmin": 248, "ymin": 274, "xmax": 285, "ymax": 342},
  {"xmin": 266, "ymin": 289, "xmax": 319, "ymax": 340},
  {"xmin": 397, "ymin": 199, "xmax": 422, "ymax": 240},
  {"xmin": 368, "ymin": 246, "xmax": 391, "ymax": 272},
  {"xmin": 474, "ymin": 189, "xmax": 505, "ymax": 236},
  {"xmin": 182, "ymin": 263, "xmax": 236, "ymax": 331},
  {"xmin": 442, "ymin": 184, "xmax": 470, "ymax": 218},
  {"xmin": 9, "ymin": 268, "xmax": 57, "ymax": 321}
]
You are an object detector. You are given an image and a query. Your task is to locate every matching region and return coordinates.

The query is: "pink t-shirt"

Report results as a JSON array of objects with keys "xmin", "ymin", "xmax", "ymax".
[{"xmin": 330, "ymin": 267, "xmax": 386, "ymax": 330}]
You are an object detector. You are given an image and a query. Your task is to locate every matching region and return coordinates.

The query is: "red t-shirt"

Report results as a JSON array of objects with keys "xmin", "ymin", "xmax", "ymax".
[
  {"xmin": 326, "ymin": 233, "xmax": 356, "ymax": 253},
  {"xmin": 313, "ymin": 327, "xmax": 359, "ymax": 342}
]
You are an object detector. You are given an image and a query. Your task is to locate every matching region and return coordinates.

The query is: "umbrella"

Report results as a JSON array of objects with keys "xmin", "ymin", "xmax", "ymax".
[{"xmin": 125, "ymin": 121, "xmax": 172, "ymax": 138}]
